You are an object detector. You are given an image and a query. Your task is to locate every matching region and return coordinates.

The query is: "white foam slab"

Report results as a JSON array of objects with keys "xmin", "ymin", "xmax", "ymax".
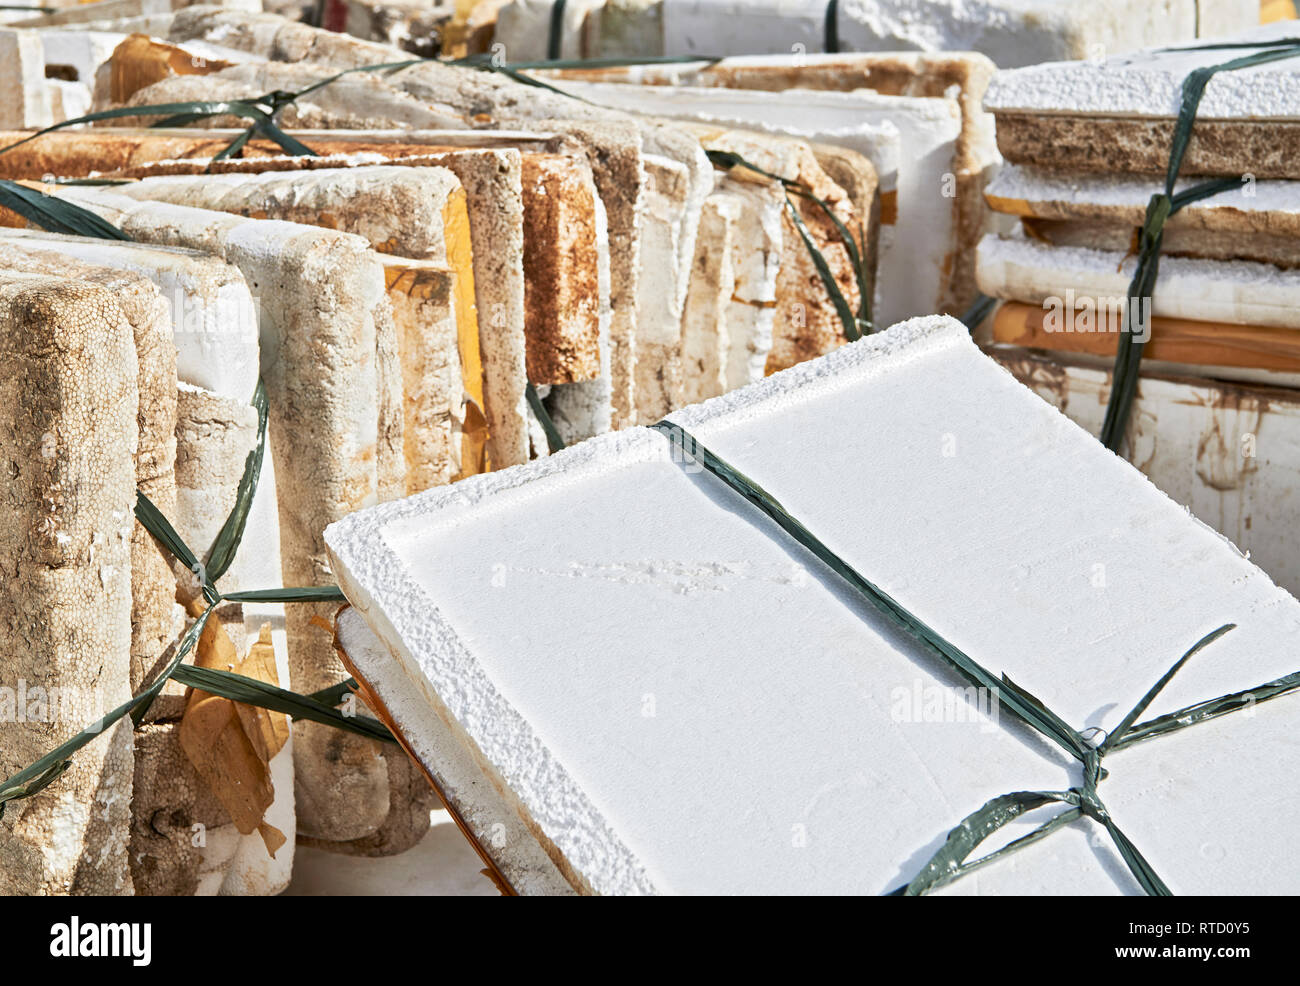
[
  {"xmin": 985, "ymin": 161, "xmax": 1300, "ymax": 220},
  {"xmin": 984, "ymin": 21, "xmax": 1300, "ymax": 120},
  {"xmin": 976, "ymin": 233, "xmax": 1300, "ymax": 329},
  {"xmin": 327, "ymin": 315, "xmax": 1300, "ymax": 895},
  {"xmin": 0, "ymin": 229, "xmax": 260, "ymax": 398},
  {"xmin": 995, "ymin": 348, "xmax": 1300, "ymax": 601}
]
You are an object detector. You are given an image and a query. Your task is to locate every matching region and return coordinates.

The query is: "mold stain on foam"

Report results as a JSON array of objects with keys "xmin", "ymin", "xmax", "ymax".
[
  {"xmin": 1194, "ymin": 390, "xmax": 1263, "ymax": 493},
  {"xmin": 1004, "ymin": 356, "xmax": 1070, "ymax": 414}
]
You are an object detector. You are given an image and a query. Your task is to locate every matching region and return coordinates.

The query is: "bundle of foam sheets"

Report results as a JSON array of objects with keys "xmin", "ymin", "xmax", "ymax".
[
  {"xmin": 977, "ymin": 23, "xmax": 1300, "ymax": 598},
  {"xmin": 0, "ymin": 228, "xmax": 297, "ymax": 894},
  {"xmin": 489, "ymin": 0, "xmax": 1256, "ymax": 69},
  {"xmin": 536, "ymin": 50, "xmax": 1001, "ymax": 322},
  {"xmin": 1, "ymin": 7, "xmax": 885, "ymax": 417},
  {"xmin": 82, "ymin": 8, "xmax": 985, "ymax": 344},
  {"xmin": 326, "ymin": 316, "xmax": 1300, "ymax": 894}
]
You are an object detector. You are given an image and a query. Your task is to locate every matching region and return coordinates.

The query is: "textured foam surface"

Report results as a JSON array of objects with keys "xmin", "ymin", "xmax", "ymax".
[
  {"xmin": 986, "ymin": 162, "xmax": 1300, "ymax": 219},
  {"xmin": 0, "ymin": 228, "xmax": 260, "ymax": 398},
  {"xmin": 985, "ymin": 22, "xmax": 1300, "ymax": 119},
  {"xmin": 327, "ymin": 316, "xmax": 1300, "ymax": 895},
  {"xmin": 976, "ymin": 232, "xmax": 1300, "ymax": 329},
  {"xmin": 552, "ymin": 79, "xmax": 952, "ymax": 325}
]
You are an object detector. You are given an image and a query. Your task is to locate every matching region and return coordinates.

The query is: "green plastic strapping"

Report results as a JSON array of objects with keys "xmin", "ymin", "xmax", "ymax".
[
  {"xmin": 0, "ymin": 179, "xmax": 131, "ymax": 239},
  {"xmin": 1099, "ymin": 39, "xmax": 1300, "ymax": 452},
  {"xmin": 651, "ymin": 421, "xmax": 1300, "ymax": 895},
  {"xmin": 783, "ymin": 189, "xmax": 861, "ymax": 342},
  {"xmin": 704, "ymin": 148, "xmax": 873, "ymax": 341},
  {"xmin": 547, "ymin": 0, "xmax": 567, "ymax": 61},
  {"xmin": 450, "ymin": 52, "xmax": 600, "ymax": 102},
  {"xmin": 506, "ymin": 55, "xmax": 725, "ymax": 70},
  {"xmin": 824, "ymin": 0, "xmax": 840, "ymax": 54},
  {"xmin": 958, "ymin": 293, "xmax": 996, "ymax": 331},
  {"xmin": 0, "ymin": 98, "xmax": 321, "ymax": 164},
  {"xmin": 0, "ymin": 59, "xmax": 424, "ymax": 166},
  {"xmin": 0, "ymin": 609, "xmax": 213, "ymax": 814},
  {"xmin": 307, "ymin": 678, "xmax": 363, "ymax": 708},
  {"xmin": 0, "ymin": 377, "xmax": 393, "ymax": 816},
  {"xmin": 170, "ymin": 665, "xmax": 394, "ymax": 743},
  {"xmin": 526, "ymin": 380, "xmax": 566, "ymax": 454}
]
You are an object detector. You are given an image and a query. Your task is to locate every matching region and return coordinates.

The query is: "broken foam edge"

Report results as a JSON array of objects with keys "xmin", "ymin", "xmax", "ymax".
[{"xmin": 322, "ymin": 315, "xmax": 974, "ymax": 896}]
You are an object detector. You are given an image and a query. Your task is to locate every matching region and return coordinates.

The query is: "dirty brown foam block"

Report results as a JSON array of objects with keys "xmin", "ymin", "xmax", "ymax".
[
  {"xmin": 379, "ymin": 257, "xmax": 464, "ymax": 493},
  {"xmin": 47, "ymin": 186, "xmax": 412, "ymax": 853},
  {"xmin": 114, "ymin": 30, "xmax": 667, "ymax": 429},
  {"xmin": 545, "ymin": 51, "xmax": 989, "ymax": 312},
  {"xmin": 0, "ymin": 244, "xmax": 179, "ymax": 702},
  {"xmin": 683, "ymin": 124, "xmax": 860, "ymax": 374},
  {"xmin": 105, "ymin": 145, "xmax": 531, "ymax": 471},
  {"xmin": 130, "ymin": 719, "xmax": 238, "ymax": 896},
  {"xmin": 0, "ymin": 128, "xmax": 608, "ymax": 464},
  {"xmin": 109, "ymin": 165, "xmax": 498, "ymax": 482},
  {"xmin": 983, "ymin": 23, "xmax": 1300, "ymax": 181},
  {"xmin": 521, "ymin": 154, "xmax": 602, "ymax": 386},
  {"xmin": 0, "ymin": 273, "xmax": 138, "ymax": 895},
  {"xmin": 0, "ymin": 228, "xmax": 296, "ymax": 893},
  {"xmin": 984, "ymin": 162, "xmax": 1300, "ymax": 270}
]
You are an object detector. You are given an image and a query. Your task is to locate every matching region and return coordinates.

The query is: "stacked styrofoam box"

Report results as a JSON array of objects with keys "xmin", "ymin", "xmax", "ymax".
[{"xmin": 977, "ymin": 23, "xmax": 1300, "ymax": 597}]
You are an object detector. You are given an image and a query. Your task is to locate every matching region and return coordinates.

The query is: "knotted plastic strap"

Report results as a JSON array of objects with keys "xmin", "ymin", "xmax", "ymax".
[{"xmin": 652, "ymin": 421, "xmax": 1299, "ymax": 895}]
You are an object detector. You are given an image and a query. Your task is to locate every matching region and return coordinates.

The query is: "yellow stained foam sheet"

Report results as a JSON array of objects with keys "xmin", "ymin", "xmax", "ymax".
[
  {"xmin": 382, "ymin": 258, "xmax": 464, "ymax": 492},
  {"xmin": 440, "ymin": 187, "xmax": 487, "ymax": 476},
  {"xmin": 1261, "ymin": 0, "xmax": 1297, "ymax": 23}
]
